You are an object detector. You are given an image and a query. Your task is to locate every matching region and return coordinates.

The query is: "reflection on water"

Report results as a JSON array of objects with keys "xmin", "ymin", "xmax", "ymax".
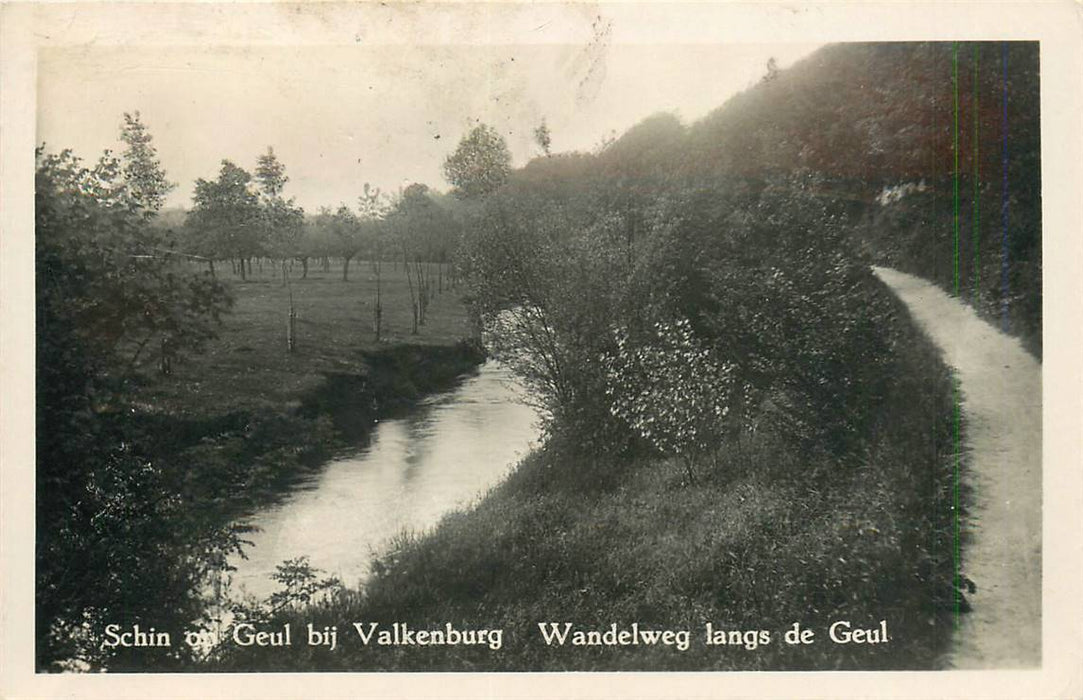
[{"xmin": 229, "ymin": 361, "xmax": 541, "ymax": 599}]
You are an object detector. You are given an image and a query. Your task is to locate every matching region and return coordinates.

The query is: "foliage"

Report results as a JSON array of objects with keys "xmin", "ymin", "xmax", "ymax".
[
  {"xmin": 255, "ymin": 146, "xmax": 288, "ymax": 199},
  {"xmin": 37, "ymin": 148, "xmax": 233, "ymax": 381},
  {"xmin": 603, "ymin": 318, "xmax": 736, "ymax": 481},
  {"xmin": 253, "ymin": 148, "xmax": 306, "ymax": 273},
  {"xmin": 330, "ymin": 204, "xmax": 364, "ymax": 281},
  {"xmin": 186, "ymin": 160, "xmax": 263, "ymax": 275},
  {"xmin": 386, "ymin": 183, "xmax": 460, "ymax": 331},
  {"xmin": 228, "ymin": 557, "xmax": 342, "ymax": 629},
  {"xmin": 261, "ymin": 197, "xmax": 306, "ymax": 264},
  {"xmin": 461, "ymin": 178, "xmax": 638, "ymax": 453},
  {"xmin": 533, "ymin": 119, "xmax": 552, "ymax": 156},
  {"xmin": 36, "ymin": 139, "xmax": 238, "ymax": 670},
  {"xmin": 677, "ymin": 41, "xmax": 1041, "ymax": 354},
  {"xmin": 442, "ymin": 123, "xmax": 512, "ymax": 199},
  {"xmin": 118, "ymin": 111, "xmax": 175, "ymax": 216}
]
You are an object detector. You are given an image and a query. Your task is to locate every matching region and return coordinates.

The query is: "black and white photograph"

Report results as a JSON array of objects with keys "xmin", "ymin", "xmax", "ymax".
[{"xmin": 1, "ymin": 2, "xmax": 1081, "ymax": 698}]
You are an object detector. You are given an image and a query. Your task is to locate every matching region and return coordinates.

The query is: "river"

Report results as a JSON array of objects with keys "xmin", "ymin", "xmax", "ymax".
[{"xmin": 227, "ymin": 360, "xmax": 541, "ymax": 600}]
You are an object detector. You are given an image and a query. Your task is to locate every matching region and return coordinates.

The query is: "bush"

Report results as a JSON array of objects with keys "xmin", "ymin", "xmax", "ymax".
[{"xmin": 603, "ymin": 318, "xmax": 736, "ymax": 482}]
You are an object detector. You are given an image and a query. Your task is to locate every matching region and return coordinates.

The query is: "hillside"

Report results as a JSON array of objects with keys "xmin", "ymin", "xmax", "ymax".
[{"xmin": 681, "ymin": 42, "xmax": 1041, "ymax": 355}]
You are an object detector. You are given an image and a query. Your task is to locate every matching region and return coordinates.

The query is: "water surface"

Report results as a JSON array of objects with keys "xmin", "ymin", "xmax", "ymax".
[{"xmin": 230, "ymin": 361, "xmax": 540, "ymax": 599}]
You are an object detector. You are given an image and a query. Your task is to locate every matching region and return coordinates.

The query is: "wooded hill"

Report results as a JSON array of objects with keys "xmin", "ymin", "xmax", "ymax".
[{"xmin": 681, "ymin": 42, "xmax": 1042, "ymax": 355}]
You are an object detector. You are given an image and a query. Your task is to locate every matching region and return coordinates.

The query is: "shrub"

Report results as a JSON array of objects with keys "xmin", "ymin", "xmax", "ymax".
[{"xmin": 602, "ymin": 318, "xmax": 736, "ymax": 482}]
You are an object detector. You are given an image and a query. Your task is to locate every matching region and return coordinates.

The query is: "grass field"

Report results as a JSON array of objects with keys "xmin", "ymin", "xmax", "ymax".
[{"xmin": 136, "ymin": 259, "xmax": 471, "ymax": 417}]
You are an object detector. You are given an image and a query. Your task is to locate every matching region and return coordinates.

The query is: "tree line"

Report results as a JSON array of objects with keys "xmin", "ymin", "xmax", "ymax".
[{"xmin": 174, "ymin": 124, "xmax": 515, "ymax": 338}]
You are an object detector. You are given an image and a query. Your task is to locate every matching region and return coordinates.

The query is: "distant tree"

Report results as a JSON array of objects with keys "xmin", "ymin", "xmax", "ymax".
[
  {"xmin": 187, "ymin": 161, "xmax": 262, "ymax": 280},
  {"xmin": 533, "ymin": 118, "xmax": 552, "ymax": 157},
  {"xmin": 262, "ymin": 199, "xmax": 305, "ymax": 275},
  {"xmin": 763, "ymin": 56, "xmax": 780, "ymax": 83},
  {"xmin": 119, "ymin": 111, "xmax": 175, "ymax": 216},
  {"xmin": 331, "ymin": 205, "xmax": 363, "ymax": 281},
  {"xmin": 252, "ymin": 149, "xmax": 305, "ymax": 351},
  {"xmin": 357, "ymin": 182, "xmax": 390, "ymax": 220},
  {"xmin": 388, "ymin": 183, "xmax": 444, "ymax": 333},
  {"xmin": 358, "ymin": 183, "xmax": 391, "ymax": 339},
  {"xmin": 255, "ymin": 146, "xmax": 288, "ymax": 199},
  {"xmin": 253, "ymin": 147, "xmax": 305, "ymax": 286},
  {"xmin": 305, "ymin": 207, "xmax": 339, "ymax": 277},
  {"xmin": 442, "ymin": 123, "xmax": 512, "ymax": 199}
]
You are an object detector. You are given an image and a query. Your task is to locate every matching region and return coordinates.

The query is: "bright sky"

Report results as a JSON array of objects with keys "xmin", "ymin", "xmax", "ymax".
[{"xmin": 38, "ymin": 24, "xmax": 819, "ymax": 211}]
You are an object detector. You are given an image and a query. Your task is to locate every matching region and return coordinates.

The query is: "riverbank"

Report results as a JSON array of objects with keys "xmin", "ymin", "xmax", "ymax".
[
  {"xmin": 130, "ymin": 263, "xmax": 487, "ymax": 546},
  {"xmin": 208, "ymin": 276, "xmax": 961, "ymax": 672}
]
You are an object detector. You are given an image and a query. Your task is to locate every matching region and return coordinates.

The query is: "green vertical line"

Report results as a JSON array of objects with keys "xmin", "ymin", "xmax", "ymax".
[
  {"xmin": 953, "ymin": 43, "xmax": 960, "ymax": 296},
  {"xmin": 973, "ymin": 44, "xmax": 981, "ymax": 304}
]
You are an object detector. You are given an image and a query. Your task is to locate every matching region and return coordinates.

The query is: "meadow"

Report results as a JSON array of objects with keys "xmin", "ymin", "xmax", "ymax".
[{"xmin": 136, "ymin": 259, "xmax": 472, "ymax": 418}]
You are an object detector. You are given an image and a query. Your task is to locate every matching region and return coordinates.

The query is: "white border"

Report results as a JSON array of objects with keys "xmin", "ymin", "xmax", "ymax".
[{"xmin": 2, "ymin": 2, "xmax": 1081, "ymax": 698}]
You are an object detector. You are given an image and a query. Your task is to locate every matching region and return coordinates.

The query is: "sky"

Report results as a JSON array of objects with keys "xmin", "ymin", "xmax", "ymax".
[{"xmin": 38, "ymin": 33, "xmax": 820, "ymax": 212}]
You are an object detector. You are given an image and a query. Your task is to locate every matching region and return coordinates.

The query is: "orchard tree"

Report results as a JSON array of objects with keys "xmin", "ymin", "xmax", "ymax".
[
  {"xmin": 358, "ymin": 183, "xmax": 391, "ymax": 339},
  {"xmin": 388, "ymin": 183, "xmax": 444, "ymax": 333},
  {"xmin": 303, "ymin": 208, "xmax": 338, "ymax": 277},
  {"xmin": 187, "ymin": 160, "xmax": 263, "ymax": 280},
  {"xmin": 252, "ymin": 148, "xmax": 305, "ymax": 351},
  {"xmin": 442, "ymin": 123, "xmax": 512, "ymax": 200},
  {"xmin": 254, "ymin": 147, "xmax": 305, "ymax": 284},
  {"xmin": 331, "ymin": 205, "xmax": 363, "ymax": 281}
]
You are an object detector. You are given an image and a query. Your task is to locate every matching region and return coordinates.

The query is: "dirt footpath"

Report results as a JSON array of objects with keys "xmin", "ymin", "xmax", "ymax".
[{"xmin": 874, "ymin": 266, "xmax": 1042, "ymax": 669}]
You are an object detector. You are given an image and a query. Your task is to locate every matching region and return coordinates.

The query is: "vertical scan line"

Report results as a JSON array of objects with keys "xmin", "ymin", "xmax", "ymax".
[
  {"xmin": 973, "ymin": 44, "xmax": 981, "ymax": 305},
  {"xmin": 1001, "ymin": 43, "xmax": 1011, "ymax": 332},
  {"xmin": 953, "ymin": 43, "xmax": 961, "ymax": 296}
]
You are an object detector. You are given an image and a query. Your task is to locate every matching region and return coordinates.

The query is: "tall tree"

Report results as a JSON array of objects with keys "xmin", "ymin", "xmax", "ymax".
[
  {"xmin": 119, "ymin": 111, "xmax": 175, "ymax": 217},
  {"xmin": 442, "ymin": 123, "xmax": 512, "ymax": 200},
  {"xmin": 187, "ymin": 161, "xmax": 262, "ymax": 280},
  {"xmin": 358, "ymin": 183, "xmax": 391, "ymax": 339},
  {"xmin": 254, "ymin": 147, "xmax": 304, "ymax": 285},
  {"xmin": 388, "ymin": 183, "xmax": 443, "ymax": 333},
  {"xmin": 255, "ymin": 146, "xmax": 288, "ymax": 199}
]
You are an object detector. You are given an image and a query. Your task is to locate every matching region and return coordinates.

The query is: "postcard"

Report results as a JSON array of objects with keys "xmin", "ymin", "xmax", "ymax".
[{"xmin": 2, "ymin": 2, "xmax": 1080, "ymax": 698}]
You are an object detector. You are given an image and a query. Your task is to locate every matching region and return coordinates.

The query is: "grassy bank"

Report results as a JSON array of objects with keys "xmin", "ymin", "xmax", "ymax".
[
  {"xmin": 131, "ymin": 260, "xmax": 484, "ymax": 528},
  {"xmin": 210, "ymin": 278, "xmax": 960, "ymax": 672},
  {"xmin": 136, "ymin": 258, "xmax": 471, "ymax": 416}
]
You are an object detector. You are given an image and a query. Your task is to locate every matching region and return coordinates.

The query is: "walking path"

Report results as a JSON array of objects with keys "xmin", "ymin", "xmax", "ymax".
[{"xmin": 873, "ymin": 266, "xmax": 1042, "ymax": 669}]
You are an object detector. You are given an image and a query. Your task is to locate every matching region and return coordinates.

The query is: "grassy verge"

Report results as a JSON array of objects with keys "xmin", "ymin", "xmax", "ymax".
[{"xmin": 209, "ymin": 278, "xmax": 960, "ymax": 672}]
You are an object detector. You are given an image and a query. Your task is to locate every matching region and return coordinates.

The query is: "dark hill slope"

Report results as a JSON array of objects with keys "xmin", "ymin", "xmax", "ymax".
[{"xmin": 681, "ymin": 42, "xmax": 1041, "ymax": 355}]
